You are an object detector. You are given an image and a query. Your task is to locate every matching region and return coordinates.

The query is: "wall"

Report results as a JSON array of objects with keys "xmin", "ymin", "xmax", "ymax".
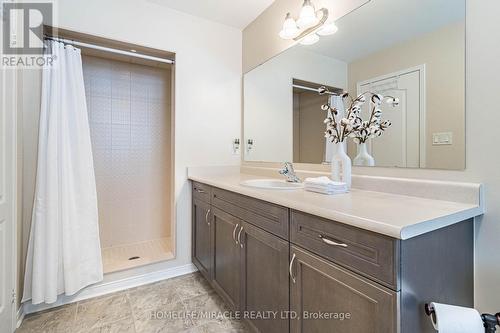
[
  {"xmin": 243, "ymin": 0, "xmax": 500, "ymax": 313},
  {"xmin": 348, "ymin": 21, "xmax": 465, "ymax": 170},
  {"xmin": 18, "ymin": 0, "xmax": 241, "ymax": 308},
  {"xmin": 244, "ymin": 47, "xmax": 346, "ymax": 162}
]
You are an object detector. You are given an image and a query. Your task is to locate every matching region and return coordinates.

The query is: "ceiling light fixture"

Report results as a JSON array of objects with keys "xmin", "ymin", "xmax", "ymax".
[
  {"xmin": 278, "ymin": 0, "xmax": 338, "ymax": 46},
  {"xmin": 297, "ymin": 0, "xmax": 319, "ymax": 29}
]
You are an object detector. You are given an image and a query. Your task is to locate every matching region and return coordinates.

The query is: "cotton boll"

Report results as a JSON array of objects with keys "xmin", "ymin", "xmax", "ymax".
[
  {"xmin": 352, "ymin": 117, "xmax": 362, "ymax": 127},
  {"xmin": 386, "ymin": 97, "xmax": 400, "ymax": 107},
  {"xmin": 341, "ymin": 118, "xmax": 349, "ymax": 126},
  {"xmin": 371, "ymin": 94, "xmax": 383, "ymax": 105},
  {"xmin": 321, "ymin": 104, "xmax": 330, "ymax": 111}
]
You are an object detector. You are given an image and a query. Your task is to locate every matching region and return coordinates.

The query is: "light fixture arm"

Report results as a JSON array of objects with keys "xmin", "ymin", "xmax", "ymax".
[{"xmin": 293, "ymin": 8, "xmax": 329, "ymax": 41}]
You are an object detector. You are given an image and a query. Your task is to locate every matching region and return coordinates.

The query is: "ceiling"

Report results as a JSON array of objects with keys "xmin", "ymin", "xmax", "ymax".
[
  {"xmin": 306, "ymin": 0, "xmax": 465, "ymax": 62},
  {"xmin": 149, "ymin": 0, "xmax": 276, "ymax": 29}
]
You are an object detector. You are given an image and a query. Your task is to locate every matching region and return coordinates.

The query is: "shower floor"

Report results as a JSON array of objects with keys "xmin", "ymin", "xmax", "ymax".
[{"xmin": 101, "ymin": 237, "xmax": 174, "ymax": 273}]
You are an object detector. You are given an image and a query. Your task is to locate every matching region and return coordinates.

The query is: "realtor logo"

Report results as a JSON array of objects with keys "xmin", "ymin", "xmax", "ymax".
[{"xmin": 2, "ymin": 2, "xmax": 52, "ymax": 55}]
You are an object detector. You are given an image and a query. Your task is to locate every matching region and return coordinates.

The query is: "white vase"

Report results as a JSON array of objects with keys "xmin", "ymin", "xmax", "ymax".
[
  {"xmin": 331, "ymin": 143, "xmax": 352, "ymax": 189},
  {"xmin": 353, "ymin": 142, "xmax": 375, "ymax": 167}
]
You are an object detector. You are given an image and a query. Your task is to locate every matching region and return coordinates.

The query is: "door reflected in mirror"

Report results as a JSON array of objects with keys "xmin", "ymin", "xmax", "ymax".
[{"xmin": 243, "ymin": 0, "xmax": 466, "ymax": 170}]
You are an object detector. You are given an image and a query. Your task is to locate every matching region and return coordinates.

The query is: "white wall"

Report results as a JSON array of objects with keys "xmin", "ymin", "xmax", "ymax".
[
  {"xmin": 244, "ymin": 47, "xmax": 347, "ymax": 162},
  {"xmin": 243, "ymin": 0, "xmax": 500, "ymax": 313},
  {"xmin": 18, "ymin": 0, "xmax": 241, "ymax": 302}
]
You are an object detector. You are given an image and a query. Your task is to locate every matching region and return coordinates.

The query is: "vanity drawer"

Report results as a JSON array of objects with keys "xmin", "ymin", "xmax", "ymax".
[
  {"xmin": 212, "ymin": 187, "xmax": 289, "ymax": 239},
  {"xmin": 291, "ymin": 210, "xmax": 400, "ymax": 290},
  {"xmin": 192, "ymin": 182, "xmax": 212, "ymax": 203}
]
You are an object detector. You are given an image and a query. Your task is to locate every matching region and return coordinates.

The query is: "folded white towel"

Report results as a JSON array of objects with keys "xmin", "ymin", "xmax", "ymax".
[
  {"xmin": 305, "ymin": 186, "xmax": 349, "ymax": 195},
  {"xmin": 304, "ymin": 176, "xmax": 344, "ymax": 186},
  {"xmin": 304, "ymin": 177, "xmax": 348, "ymax": 193},
  {"xmin": 305, "ymin": 183, "xmax": 348, "ymax": 191},
  {"xmin": 304, "ymin": 176, "xmax": 348, "ymax": 195}
]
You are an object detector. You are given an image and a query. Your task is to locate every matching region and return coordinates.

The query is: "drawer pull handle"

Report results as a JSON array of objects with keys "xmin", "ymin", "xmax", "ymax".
[
  {"xmin": 205, "ymin": 209, "xmax": 211, "ymax": 226},
  {"xmin": 289, "ymin": 253, "xmax": 297, "ymax": 284},
  {"xmin": 237, "ymin": 226, "xmax": 244, "ymax": 248},
  {"xmin": 319, "ymin": 235, "xmax": 348, "ymax": 248},
  {"xmin": 195, "ymin": 188, "xmax": 206, "ymax": 194},
  {"xmin": 233, "ymin": 224, "xmax": 239, "ymax": 244}
]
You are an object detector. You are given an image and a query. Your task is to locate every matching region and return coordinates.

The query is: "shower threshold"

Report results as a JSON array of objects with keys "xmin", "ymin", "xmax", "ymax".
[{"xmin": 101, "ymin": 237, "xmax": 174, "ymax": 274}]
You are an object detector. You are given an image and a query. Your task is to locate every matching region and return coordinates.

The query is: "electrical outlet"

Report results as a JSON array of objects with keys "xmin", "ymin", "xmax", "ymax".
[{"xmin": 432, "ymin": 132, "xmax": 453, "ymax": 145}]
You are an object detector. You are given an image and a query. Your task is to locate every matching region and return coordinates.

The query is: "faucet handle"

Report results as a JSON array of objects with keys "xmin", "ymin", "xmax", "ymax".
[
  {"xmin": 279, "ymin": 162, "xmax": 300, "ymax": 182},
  {"xmin": 284, "ymin": 162, "xmax": 294, "ymax": 171},
  {"xmin": 279, "ymin": 162, "xmax": 292, "ymax": 174}
]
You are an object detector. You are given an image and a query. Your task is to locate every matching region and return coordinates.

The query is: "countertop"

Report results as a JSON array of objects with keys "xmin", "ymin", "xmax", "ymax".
[{"xmin": 188, "ymin": 167, "xmax": 484, "ymax": 240}]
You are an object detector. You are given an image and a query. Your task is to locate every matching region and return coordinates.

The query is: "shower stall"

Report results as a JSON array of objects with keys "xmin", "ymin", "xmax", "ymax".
[
  {"xmin": 21, "ymin": 28, "xmax": 176, "ymax": 288},
  {"xmin": 82, "ymin": 54, "xmax": 175, "ymax": 273}
]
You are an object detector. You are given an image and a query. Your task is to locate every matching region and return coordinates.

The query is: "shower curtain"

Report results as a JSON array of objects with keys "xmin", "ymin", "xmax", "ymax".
[
  {"xmin": 22, "ymin": 40, "xmax": 103, "ymax": 304},
  {"xmin": 324, "ymin": 95, "xmax": 345, "ymax": 163}
]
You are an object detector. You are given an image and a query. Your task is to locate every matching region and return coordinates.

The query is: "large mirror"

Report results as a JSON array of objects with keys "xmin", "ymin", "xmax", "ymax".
[{"xmin": 244, "ymin": 0, "xmax": 465, "ymax": 170}]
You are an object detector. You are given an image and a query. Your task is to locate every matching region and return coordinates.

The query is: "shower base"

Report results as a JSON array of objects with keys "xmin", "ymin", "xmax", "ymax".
[{"xmin": 102, "ymin": 237, "xmax": 174, "ymax": 274}]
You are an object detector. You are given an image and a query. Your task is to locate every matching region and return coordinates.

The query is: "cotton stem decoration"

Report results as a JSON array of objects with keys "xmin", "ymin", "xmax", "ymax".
[{"xmin": 323, "ymin": 92, "xmax": 399, "ymax": 144}]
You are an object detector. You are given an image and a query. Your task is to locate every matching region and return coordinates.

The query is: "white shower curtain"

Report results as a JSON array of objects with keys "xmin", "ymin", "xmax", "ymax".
[
  {"xmin": 22, "ymin": 40, "xmax": 103, "ymax": 305},
  {"xmin": 324, "ymin": 95, "xmax": 346, "ymax": 163}
]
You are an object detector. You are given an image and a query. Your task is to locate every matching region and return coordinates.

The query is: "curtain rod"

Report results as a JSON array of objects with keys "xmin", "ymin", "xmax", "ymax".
[
  {"xmin": 44, "ymin": 36, "xmax": 175, "ymax": 65},
  {"xmin": 292, "ymin": 84, "xmax": 342, "ymax": 96}
]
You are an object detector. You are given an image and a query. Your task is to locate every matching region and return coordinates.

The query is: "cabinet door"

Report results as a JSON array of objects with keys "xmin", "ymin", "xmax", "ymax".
[
  {"xmin": 212, "ymin": 208, "xmax": 242, "ymax": 310},
  {"xmin": 290, "ymin": 246, "xmax": 398, "ymax": 333},
  {"xmin": 240, "ymin": 221, "xmax": 290, "ymax": 333},
  {"xmin": 192, "ymin": 198, "xmax": 212, "ymax": 281}
]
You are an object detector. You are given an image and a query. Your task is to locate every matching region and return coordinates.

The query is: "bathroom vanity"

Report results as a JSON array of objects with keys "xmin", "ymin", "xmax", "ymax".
[{"xmin": 189, "ymin": 168, "xmax": 483, "ymax": 333}]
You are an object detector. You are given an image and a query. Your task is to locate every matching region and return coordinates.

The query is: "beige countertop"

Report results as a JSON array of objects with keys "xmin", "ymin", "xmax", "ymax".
[{"xmin": 188, "ymin": 166, "xmax": 484, "ymax": 240}]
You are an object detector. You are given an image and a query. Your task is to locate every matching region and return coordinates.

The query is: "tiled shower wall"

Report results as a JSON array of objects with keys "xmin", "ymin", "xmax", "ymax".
[{"xmin": 82, "ymin": 56, "xmax": 172, "ymax": 248}]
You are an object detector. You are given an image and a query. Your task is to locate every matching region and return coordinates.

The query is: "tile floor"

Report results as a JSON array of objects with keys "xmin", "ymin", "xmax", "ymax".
[{"xmin": 17, "ymin": 273, "xmax": 250, "ymax": 333}]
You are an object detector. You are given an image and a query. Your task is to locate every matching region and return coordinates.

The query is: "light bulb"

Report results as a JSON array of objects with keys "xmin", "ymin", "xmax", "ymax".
[
  {"xmin": 299, "ymin": 33, "xmax": 319, "ymax": 45},
  {"xmin": 317, "ymin": 22, "xmax": 338, "ymax": 36},
  {"xmin": 279, "ymin": 12, "xmax": 299, "ymax": 40},
  {"xmin": 297, "ymin": 0, "xmax": 319, "ymax": 29}
]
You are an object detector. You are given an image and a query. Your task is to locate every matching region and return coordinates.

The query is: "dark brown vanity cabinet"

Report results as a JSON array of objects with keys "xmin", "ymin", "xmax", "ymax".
[
  {"xmin": 211, "ymin": 207, "xmax": 242, "ymax": 310},
  {"xmin": 192, "ymin": 197, "xmax": 212, "ymax": 282},
  {"xmin": 240, "ymin": 221, "xmax": 290, "ymax": 333},
  {"xmin": 191, "ymin": 181, "xmax": 474, "ymax": 333},
  {"xmin": 289, "ymin": 245, "xmax": 398, "ymax": 333}
]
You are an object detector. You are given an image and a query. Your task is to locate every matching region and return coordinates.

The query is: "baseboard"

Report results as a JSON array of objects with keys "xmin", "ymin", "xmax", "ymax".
[
  {"xmin": 22, "ymin": 263, "xmax": 198, "ymax": 317},
  {"xmin": 16, "ymin": 306, "xmax": 25, "ymax": 328}
]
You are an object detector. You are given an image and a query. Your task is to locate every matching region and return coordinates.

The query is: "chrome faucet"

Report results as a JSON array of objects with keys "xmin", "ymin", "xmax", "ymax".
[{"xmin": 279, "ymin": 162, "xmax": 301, "ymax": 183}]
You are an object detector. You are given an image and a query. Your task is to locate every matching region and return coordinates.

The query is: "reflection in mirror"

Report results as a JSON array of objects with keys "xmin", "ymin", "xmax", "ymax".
[{"xmin": 244, "ymin": 0, "xmax": 466, "ymax": 170}]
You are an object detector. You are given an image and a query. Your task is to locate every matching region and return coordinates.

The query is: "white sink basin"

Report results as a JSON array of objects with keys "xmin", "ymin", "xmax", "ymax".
[{"xmin": 240, "ymin": 179, "xmax": 304, "ymax": 190}]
